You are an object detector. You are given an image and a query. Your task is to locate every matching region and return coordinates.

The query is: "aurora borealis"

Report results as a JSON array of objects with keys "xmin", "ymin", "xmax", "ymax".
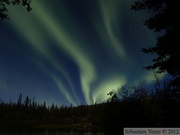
[{"xmin": 0, "ymin": 0, "xmax": 166, "ymax": 106}]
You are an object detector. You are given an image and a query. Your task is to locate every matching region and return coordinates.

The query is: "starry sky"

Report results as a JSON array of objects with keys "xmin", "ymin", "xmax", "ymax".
[{"xmin": 0, "ymin": 0, "xmax": 167, "ymax": 106}]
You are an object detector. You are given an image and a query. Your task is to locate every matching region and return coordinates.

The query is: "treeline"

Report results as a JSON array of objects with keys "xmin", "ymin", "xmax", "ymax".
[
  {"xmin": 0, "ymin": 81, "xmax": 180, "ymax": 134},
  {"xmin": 101, "ymin": 82, "xmax": 180, "ymax": 134},
  {"xmin": 0, "ymin": 93, "xmax": 94, "ymax": 122}
]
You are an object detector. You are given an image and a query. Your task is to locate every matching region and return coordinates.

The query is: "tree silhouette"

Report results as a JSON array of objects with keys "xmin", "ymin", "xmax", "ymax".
[
  {"xmin": 131, "ymin": 0, "xmax": 180, "ymax": 87},
  {"xmin": 17, "ymin": 93, "xmax": 22, "ymax": 106},
  {"xmin": 0, "ymin": 0, "xmax": 32, "ymax": 20}
]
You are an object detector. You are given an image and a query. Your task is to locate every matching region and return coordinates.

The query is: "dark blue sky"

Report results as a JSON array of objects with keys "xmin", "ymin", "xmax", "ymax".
[{"xmin": 0, "ymin": 0, "xmax": 167, "ymax": 106}]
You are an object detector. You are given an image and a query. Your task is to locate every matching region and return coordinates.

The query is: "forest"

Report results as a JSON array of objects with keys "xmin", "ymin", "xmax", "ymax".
[{"xmin": 0, "ymin": 81, "xmax": 180, "ymax": 134}]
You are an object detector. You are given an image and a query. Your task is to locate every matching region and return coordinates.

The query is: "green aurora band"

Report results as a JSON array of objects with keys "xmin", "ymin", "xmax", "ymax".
[{"xmin": 5, "ymin": 0, "xmax": 166, "ymax": 105}]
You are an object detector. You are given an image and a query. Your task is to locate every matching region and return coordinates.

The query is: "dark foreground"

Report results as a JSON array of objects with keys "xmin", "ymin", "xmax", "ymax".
[
  {"xmin": 1, "ymin": 85, "xmax": 180, "ymax": 135},
  {"xmin": 0, "ymin": 121, "xmax": 104, "ymax": 135}
]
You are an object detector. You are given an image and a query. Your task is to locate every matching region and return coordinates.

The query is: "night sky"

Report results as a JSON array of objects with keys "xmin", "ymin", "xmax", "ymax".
[{"xmin": 0, "ymin": 0, "xmax": 167, "ymax": 106}]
